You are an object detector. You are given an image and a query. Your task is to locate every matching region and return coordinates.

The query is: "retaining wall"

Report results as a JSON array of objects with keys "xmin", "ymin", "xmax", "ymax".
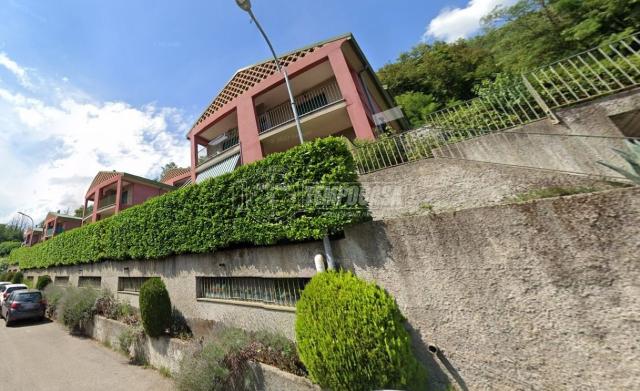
[{"xmin": 28, "ymin": 187, "xmax": 640, "ymax": 390}]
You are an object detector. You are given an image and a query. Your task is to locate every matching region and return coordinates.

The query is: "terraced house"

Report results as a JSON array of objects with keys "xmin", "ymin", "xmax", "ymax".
[
  {"xmin": 188, "ymin": 33, "xmax": 406, "ymax": 183},
  {"xmin": 82, "ymin": 171, "xmax": 175, "ymax": 224},
  {"xmin": 42, "ymin": 212, "xmax": 82, "ymax": 241}
]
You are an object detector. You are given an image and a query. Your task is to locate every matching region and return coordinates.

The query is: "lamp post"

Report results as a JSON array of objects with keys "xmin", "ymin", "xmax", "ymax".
[
  {"xmin": 235, "ymin": 0, "xmax": 304, "ymax": 144},
  {"xmin": 17, "ymin": 211, "xmax": 34, "ymax": 246}
]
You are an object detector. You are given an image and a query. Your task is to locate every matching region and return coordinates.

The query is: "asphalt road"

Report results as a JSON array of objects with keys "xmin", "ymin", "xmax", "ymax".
[{"xmin": 0, "ymin": 317, "xmax": 175, "ymax": 391}]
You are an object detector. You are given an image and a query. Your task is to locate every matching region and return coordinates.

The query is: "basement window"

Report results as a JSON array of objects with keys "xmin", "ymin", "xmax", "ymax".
[
  {"xmin": 78, "ymin": 276, "xmax": 101, "ymax": 289},
  {"xmin": 54, "ymin": 276, "xmax": 69, "ymax": 286},
  {"xmin": 196, "ymin": 277, "xmax": 310, "ymax": 307},
  {"xmin": 118, "ymin": 277, "xmax": 155, "ymax": 293}
]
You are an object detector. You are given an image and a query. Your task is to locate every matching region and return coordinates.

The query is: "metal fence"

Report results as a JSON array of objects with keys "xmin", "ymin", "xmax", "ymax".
[
  {"xmin": 354, "ymin": 32, "xmax": 640, "ymax": 174},
  {"xmin": 118, "ymin": 277, "xmax": 153, "ymax": 293},
  {"xmin": 196, "ymin": 276, "xmax": 310, "ymax": 307},
  {"xmin": 78, "ymin": 276, "xmax": 102, "ymax": 289}
]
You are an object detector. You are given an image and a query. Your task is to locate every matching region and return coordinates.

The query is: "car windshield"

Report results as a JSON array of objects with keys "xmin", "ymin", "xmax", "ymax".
[
  {"xmin": 16, "ymin": 292, "xmax": 42, "ymax": 302},
  {"xmin": 7, "ymin": 286, "xmax": 26, "ymax": 293}
]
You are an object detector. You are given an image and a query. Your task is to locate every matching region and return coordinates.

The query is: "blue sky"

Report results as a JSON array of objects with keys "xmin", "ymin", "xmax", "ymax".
[{"xmin": 0, "ymin": 0, "xmax": 511, "ymax": 222}]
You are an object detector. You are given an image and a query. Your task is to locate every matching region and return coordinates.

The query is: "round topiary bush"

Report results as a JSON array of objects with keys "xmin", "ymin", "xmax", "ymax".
[
  {"xmin": 139, "ymin": 278, "xmax": 172, "ymax": 338},
  {"xmin": 296, "ymin": 271, "xmax": 426, "ymax": 391},
  {"xmin": 11, "ymin": 271, "xmax": 23, "ymax": 284},
  {"xmin": 36, "ymin": 275, "xmax": 52, "ymax": 290}
]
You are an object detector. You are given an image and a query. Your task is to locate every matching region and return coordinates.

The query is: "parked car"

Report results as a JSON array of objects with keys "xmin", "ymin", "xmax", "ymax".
[
  {"xmin": 2, "ymin": 289, "xmax": 46, "ymax": 326},
  {"xmin": 0, "ymin": 284, "xmax": 28, "ymax": 308}
]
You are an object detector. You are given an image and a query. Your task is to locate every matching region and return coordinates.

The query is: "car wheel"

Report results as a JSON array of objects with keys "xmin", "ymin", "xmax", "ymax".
[{"xmin": 5, "ymin": 315, "xmax": 11, "ymax": 327}]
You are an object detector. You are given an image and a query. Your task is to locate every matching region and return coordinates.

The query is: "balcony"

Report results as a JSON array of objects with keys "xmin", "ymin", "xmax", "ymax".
[
  {"xmin": 98, "ymin": 194, "xmax": 116, "ymax": 210},
  {"xmin": 45, "ymin": 228, "xmax": 53, "ymax": 237},
  {"xmin": 197, "ymin": 128, "xmax": 240, "ymax": 167},
  {"xmin": 257, "ymin": 79, "xmax": 342, "ymax": 134}
]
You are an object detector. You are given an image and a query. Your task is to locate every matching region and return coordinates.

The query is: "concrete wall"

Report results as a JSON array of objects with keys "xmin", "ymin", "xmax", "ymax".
[
  {"xmin": 27, "ymin": 187, "xmax": 640, "ymax": 390},
  {"xmin": 359, "ymin": 157, "xmax": 623, "ymax": 220},
  {"xmin": 335, "ymin": 186, "xmax": 640, "ymax": 391},
  {"xmin": 432, "ymin": 87, "xmax": 640, "ymax": 177}
]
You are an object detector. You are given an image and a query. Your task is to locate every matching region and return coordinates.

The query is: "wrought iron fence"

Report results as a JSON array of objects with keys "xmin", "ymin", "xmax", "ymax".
[
  {"xmin": 78, "ymin": 276, "xmax": 102, "ymax": 289},
  {"xmin": 54, "ymin": 276, "xmax": 69, "ymax": 286},
  {"xmin": 258, "ymin": 78, "xmax": 343, "ymax": 134},
  {"xmin": 526, "ymin": 33, "xmax": 640, "ymax": 109},
  {"xmin": 196, "ymin": 276, "xmax": 310, "ymax": 307},
  {"xmin": 118, "ymin": 277, "xmax": 153, "ymax": 293}
]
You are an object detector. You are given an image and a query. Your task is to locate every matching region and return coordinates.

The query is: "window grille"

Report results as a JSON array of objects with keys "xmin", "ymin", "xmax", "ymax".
[
  {"xmin": 196, "ymin": 277, "xmax": 310, "ymax": 307},
  {"xmin": 118, "ymin": 277, "xmax": 154, "ymax": 293},
  {"xmin": 78, "ymin": 276, "xmax": 101, "ymax": 289},
  {"xmin": 54, "ymin": 276, "xmax": 70, "ymax": 286}
]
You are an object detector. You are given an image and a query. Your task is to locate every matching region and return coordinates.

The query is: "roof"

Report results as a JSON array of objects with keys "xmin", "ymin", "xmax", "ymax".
[
  {"xmin": 189, "ymin": 33, "xmax": 353, "ymax": 135},
  {"xmin": 45, "ymin": 212, "xmax": 82, "ymax": 222},
  {"xmin": 159, "ymin": 167, "xmax": 191, "ymax": 183},
  {"xmin": 85, "ymin": 171, "xmax": 175, "ymax": 197}
]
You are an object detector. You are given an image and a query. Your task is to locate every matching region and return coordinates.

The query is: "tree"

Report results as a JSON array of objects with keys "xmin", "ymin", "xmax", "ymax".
[
  {"xmin": 395, "ymin": 92, "xmax": 440, "ymax": 128},
  {"xmin": 0, "ymin": 224, "xmax": 22, "ymax": 242},
  {"xmin": 74, "ymin": 206, "xmax": 84, "ymax": 218}
]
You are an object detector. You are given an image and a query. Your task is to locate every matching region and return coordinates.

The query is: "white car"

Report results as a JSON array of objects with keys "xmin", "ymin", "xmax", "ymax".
[{"xmin": 0, "ymin": 284, "xmax": 28, "ymax": 308}]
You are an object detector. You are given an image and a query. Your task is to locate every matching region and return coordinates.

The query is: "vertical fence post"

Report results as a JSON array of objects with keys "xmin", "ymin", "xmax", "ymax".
[{"xmin": 521, "ymin": 73, "xmax": 560, "ymax": 124}]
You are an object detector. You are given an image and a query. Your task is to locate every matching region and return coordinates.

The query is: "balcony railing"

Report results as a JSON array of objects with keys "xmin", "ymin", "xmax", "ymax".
[
  {"xmin": 257, "ymin": 79, "xmax": 343, "ymax": 134},
  {"xmin": 198, "ymin": 128, "xmax": 240, "ymax": 166},
  {"xmin": 98, "ymin": 194, "xmax": 116, "ymax": 210}
]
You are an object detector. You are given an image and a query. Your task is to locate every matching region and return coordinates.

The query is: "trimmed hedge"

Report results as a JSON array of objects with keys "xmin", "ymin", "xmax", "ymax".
[
  {"xmin": 295, "ymin": 271, "xmax": 426, "ymax": 391},
  {"xmin": 36, "ymin": 275, "xmax": 52, "ymax": 290},
  {"xmin": 139, "ymin": 278, "xmax": 171, "ymax": 338},
  {"xmin": 10, "ymin": 137, "xmax": 367, "ymax": 269}
]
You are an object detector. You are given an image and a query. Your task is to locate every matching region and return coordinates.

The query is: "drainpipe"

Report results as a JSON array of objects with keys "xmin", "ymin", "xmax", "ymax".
[{"xmin": 323, "ymin": 235, "xmax": 336, "ymax": 270}]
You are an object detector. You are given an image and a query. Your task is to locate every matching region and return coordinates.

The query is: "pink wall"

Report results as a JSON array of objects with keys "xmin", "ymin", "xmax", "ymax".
[{"xmin": 130, "ymin": 183, "xmax": 165, "ymax": 206}]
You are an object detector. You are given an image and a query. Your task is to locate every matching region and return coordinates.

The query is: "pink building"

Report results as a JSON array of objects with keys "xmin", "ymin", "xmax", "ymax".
[
  {"xmin": 188, "ymin": 33, "xmax": 405, "ymax": 183},
  {"xmin": 159, "ymin": 167, "xmax": 192, "ymax": 187},
  {"xmin": 42, "ymin": 212, "xmax": 82, "ymax": 241},
  {"xmin": 23, "ymin": 227, "xmax": 43, "ymax": 246},
  {"xmin": 83, "ymin": 171, "xmax": 175, "ymax": 224}
]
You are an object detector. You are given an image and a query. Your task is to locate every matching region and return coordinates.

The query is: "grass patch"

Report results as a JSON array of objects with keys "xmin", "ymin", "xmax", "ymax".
[
  {"xmin": 509, "ymin": 186, "xmax": 598, "ymax": 203},
  {"xmin": 158, "ymin": 366, "xmax": 172, "ymax": 378}
]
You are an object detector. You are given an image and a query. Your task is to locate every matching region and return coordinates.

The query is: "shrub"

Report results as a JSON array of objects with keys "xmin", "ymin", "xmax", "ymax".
[
  {"xmin": 36, "ymin": 275, "xmax": 52, "ymax": 290},
  {"xmin": 11, "ymin": 271, "xmax": 23, "ymax": 284},
  {"xmin": 295, "ymin": 271, "xmax": 426, "ymax": 391},
  {"xmin": 59, "ymin": 287, "xmax": 99, "ymax": 333},
  {"xmin": 118, "ymin": 325, "xmax": 146, "ymax": 365},
  {"xmin": 43, "ymin": 284, "xmax": 66, "ymax": 319},
  {"xmin": 0, "ymin": 271, "xmax": 14, "ymax": 282},
  {"xmin": 10, "ymin": 137, "xmax": 367, "ymax": 269},
  {"xmin": 0, "ymin": 241, "xmax": 21, "ymax": 257},
  {"xmin": 139, "ymin": 278, "xmax": 171, "ymax": 338}
]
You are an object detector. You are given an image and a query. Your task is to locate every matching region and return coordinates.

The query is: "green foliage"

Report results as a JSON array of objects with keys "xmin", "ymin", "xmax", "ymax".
[
  {"xmin": 395, "ymin": 91, "xmax": 440, "ymax": 128},
  {"xmin": 22, "ymin": 277, "xmax": 33, "ymax": 288},
  {"xmin": 59, "ymin": 287, "xmax": 99, "ymax": 333},
  {"xmin": 36, "ymin": 275, "xmax": 52, "ymax": 290},
  {"xmin": 139, "ymin": 278, "xmax": 171, "ymax": 338},
  {"xmin": 10, "ymin": 138, "xmax": 367, "ymax": 269},
  {"xmin": 118, "ymin": 325, "xmax": 147, "ymax": 364},
  {"xmin": 1, "ymin": 271, "xmax": 15, "ymax": 282},
  {"xmin": 11, "ymin": 271, "xmax": 23, "ymax": 284},
  {"xmin": 295, "ymin": 271, "xmax": 425, "ymax": 391},
  {"xmin": 175, "ymin": 325, "xmax": 304, "ymax": 391},
  {"xmin": 0, "ymin": 224, "xmax": 22, "ymax": 243},
  {"xmin": 43, "ymin": 284, "xmax": 66, "ymax": 319},
  {"xmin": 598, "ymin": 140, "xmax": 640, "ymax": 184},
  {"xmin": 0, "ymin": 241, "xmax": 21, "ymax": 257}
]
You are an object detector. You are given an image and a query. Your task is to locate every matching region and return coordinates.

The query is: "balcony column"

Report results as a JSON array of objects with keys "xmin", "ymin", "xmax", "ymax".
[
  {"xmin": 52, "ymin": 219, "xmax": 57, "ymax": 238},
  {"xmin": 237, "ymin": 98, "xmax": 263, "ymax": 164},
  {"xmin": 92, "ymin": 190, "xmax": 99, "ymax": 222},
  {"xmin": 115, "ymin": 177, "xmax": 123, "ymax": 213},
  {"xmin": 328, "ymin": 50, "xmax": 376, "ymax": 140},
  {"xmin": 189, "ymin": 136, "xmax": 198, "ymax": 182}
]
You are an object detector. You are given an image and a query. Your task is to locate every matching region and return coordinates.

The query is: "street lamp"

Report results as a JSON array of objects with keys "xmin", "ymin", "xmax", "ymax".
[
  {"xmin": 235, "ymin": 0, "xmax": 304, "ymax": 144},
  {"xmin": 17, "ymin": 211, "xmax": 34, "ymax": 246}
]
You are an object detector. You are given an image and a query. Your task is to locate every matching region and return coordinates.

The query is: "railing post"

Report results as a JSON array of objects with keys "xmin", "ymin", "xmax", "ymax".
[{"xmin": 521, "ymin": 73, "xmax": 560, "ymax": 124}]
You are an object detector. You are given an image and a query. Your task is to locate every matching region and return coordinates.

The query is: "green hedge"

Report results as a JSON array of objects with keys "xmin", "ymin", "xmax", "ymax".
[
  {"xmin": 139, "ymin": 278, "xmax": 172, "ymax": 338},
  {"xmin": 10, "ymin": 137, "xmax": 367, "ymax": 269},
  {"xmin": 296, "ymin": 271, "xmax": 426, "ymax": 391}
]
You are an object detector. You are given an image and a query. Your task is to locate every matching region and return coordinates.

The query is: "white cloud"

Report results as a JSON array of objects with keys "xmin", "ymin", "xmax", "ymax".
[
  {"xmin": 424, "ymin": 0, "xmax": 516, "ymax": 42},
  {"xmin": 0, "ymin": 53, "xmax": 191, "ymax": 223},
  {"xmin": 0, "ymin": 52, "xmax": 32, "ymax": 88}
]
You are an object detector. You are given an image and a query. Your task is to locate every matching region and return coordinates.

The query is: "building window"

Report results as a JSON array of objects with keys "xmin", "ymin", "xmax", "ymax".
[
  {"xmin": 120, "ymin": 190, "xmax": 129, "ymax": 205},
  {"xmin": 54, "ymin": 276, "xmax": 70, "ymax": 286},
  {"xmin": 78, "ymin": 276, "xmax": 101, "ymax": 289},
  {"xmin": 118, "ymin": 277, "xmax": 153, "ymax": 293},
  {"xmin": 196, "ymin": 277, "xmax": 310, "ymax": 307}
]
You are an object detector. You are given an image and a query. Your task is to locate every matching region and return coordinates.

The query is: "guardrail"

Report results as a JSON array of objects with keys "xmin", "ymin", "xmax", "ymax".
[{"xmin": 258, "ymin": 79, "xmax": 343, "ymax": 134}]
